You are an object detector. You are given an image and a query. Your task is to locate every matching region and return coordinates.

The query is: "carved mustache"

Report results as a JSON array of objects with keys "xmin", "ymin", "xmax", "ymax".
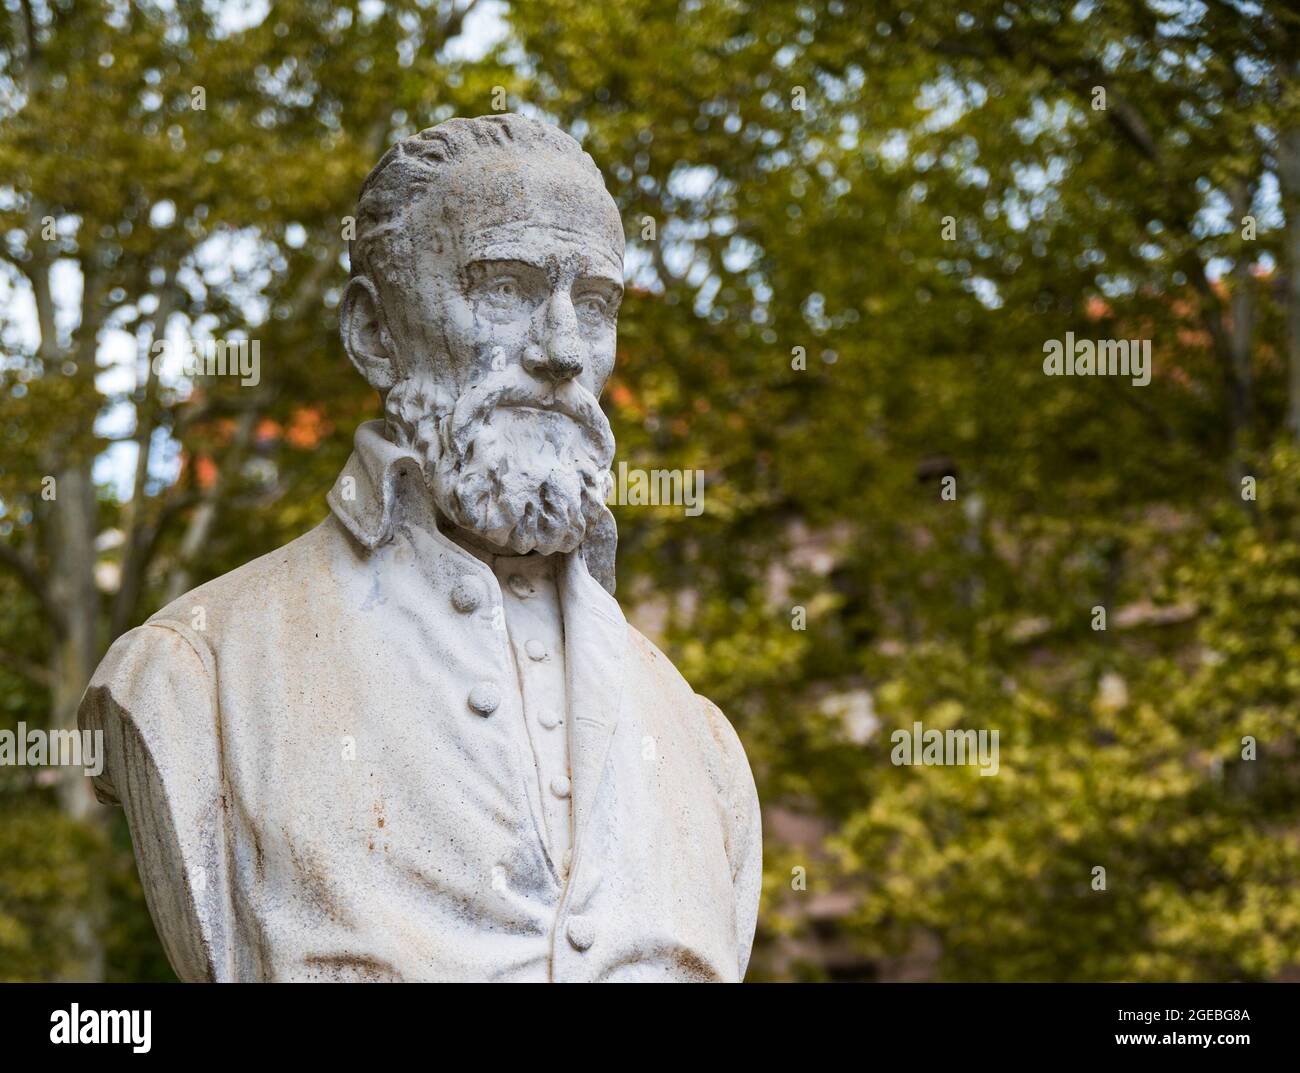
[{"xmin": 443, "ymin": 365, "xmax": 615, "ymax": 468}]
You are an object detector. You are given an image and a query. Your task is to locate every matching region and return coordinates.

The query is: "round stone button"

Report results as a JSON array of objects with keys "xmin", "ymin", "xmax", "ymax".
[
  {"xmin": 550, "ymin": 775, "xmax": 572, "ymax": 799},
  {"xmin": 538, "ymin": 710, "xmax": 560, "ymax": 730},
  {"xmin": 566, "ymin": 917, "xmax": 595, "ymax": 952},
  {"xmin": 525, "ymin": 639, "xmax": 547, "ymax": 661},
  {"xmin": 467, "ymin": 681, "xmax": 500, "ymax": 716},
  {"xmin": 451, "ymin": 576, "xmax": 486, "ymax": 613}
]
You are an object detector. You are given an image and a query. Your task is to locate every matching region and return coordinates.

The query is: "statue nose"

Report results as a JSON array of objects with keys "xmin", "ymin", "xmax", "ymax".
[
  {"xmin": 545, "ymin": 348, "xmax": 584, "ymax": 382},
  {"xmin": 522, "ymin": 343, "xmax": 583, "ymax": 383},
  {"xmin": 524, "ymin": 296, "xmax": 585, "ymax": 383}
]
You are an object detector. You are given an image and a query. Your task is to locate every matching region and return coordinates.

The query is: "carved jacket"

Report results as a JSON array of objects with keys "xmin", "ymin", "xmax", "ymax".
[{"xmin": 79, "ymin": 421, "xmax": 762, "ymax": 982}]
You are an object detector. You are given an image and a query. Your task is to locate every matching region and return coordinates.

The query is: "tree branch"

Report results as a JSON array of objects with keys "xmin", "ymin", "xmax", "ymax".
[
  {"xmin": 163, "ymin": 408, "xmax": 258, "ymax": 603},
  {"xmin": 0, "ymin": 541, "xmax": 64, "ymax": 636},
  {"xmin": 0, "ymin": 645, "xmax": 55, "ymax": 689},
  {"xmin": 438, "ymin": 0, "xmax": 482, "ymax": 44},
  {"xmin": 111, "ymin": 277, "xmax": 181, "ymax": 636}
]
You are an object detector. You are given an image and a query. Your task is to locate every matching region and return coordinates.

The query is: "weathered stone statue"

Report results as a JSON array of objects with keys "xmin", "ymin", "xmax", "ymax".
[{"xmin": 79, "ymin": 115, "xmax": 761, "ymax": 982}]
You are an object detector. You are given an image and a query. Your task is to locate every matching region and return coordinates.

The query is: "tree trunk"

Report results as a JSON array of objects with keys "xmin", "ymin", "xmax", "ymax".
[
  {"xmin": 1230, "ymin": 179, "xmax": 1254, "ymax": 437},
  {"xmin": 48, "ymin": 459, "xmax": 106, "ymax": 981},
  {"xmin": 1279, "ymin": 126, "xmax": 1300, "ymax": 442}
]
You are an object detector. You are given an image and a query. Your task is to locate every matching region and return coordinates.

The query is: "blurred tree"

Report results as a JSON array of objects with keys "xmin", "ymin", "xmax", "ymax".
[{"xmin": 2, "ymin": 0, "xmax": 1298, "ymax": 982}]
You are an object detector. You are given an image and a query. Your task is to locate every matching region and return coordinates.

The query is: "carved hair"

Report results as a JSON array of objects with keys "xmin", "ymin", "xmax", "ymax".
[{"xmin": 349, "ymin": 114, "xmax": 605, "ymax": 292}]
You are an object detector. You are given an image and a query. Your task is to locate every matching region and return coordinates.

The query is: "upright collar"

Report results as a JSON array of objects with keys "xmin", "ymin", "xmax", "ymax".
[
  {"xmin": 326, "ymin": 420, "xmax": 419, "ymax": 552},
  {"xmin": 326, "ymin": 419, "xmax": 619, "ymax": 599}
]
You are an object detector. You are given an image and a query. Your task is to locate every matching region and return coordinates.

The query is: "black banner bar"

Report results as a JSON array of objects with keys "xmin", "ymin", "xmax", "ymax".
[{"xmin": 1, "ymin": 982, "xmax": 1291, "ymax": 1060}]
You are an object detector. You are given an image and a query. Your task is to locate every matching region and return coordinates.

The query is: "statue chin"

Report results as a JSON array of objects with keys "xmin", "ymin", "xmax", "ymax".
[
  {"xmin": 428, "ymin": 409, "xmax": 606, "ymax": 559},
  {"xmin": 430, "ymin": 467, "xmax": 598, "ymax": 558},
  {"xmin": 490, "ymin": 515, "xmax": 586, "ymax": 558},
  {"xmin": 384, "ymin": 370, "xmax": 616, "ymax": 560}
]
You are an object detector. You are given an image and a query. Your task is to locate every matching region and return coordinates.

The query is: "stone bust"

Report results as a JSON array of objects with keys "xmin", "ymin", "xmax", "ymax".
[{"xmin": 79, "ymin": 114, "xmax": 761, "ymax": 982}]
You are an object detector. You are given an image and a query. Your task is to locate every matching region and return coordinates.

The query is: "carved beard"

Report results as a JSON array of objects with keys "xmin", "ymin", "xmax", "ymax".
[{"xmin": 385, "ymin": 365, "xmax": 615, "ymax": 558}]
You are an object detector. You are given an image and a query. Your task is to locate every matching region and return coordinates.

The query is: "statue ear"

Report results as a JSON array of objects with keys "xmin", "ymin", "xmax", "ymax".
[{"xmin": 340, "ymin": 276, "xmax": 397, "ymax": 392}]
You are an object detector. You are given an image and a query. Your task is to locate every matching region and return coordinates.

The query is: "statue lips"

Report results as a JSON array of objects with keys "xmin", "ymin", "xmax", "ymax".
[
  {"xmin": 491, "ymin": 382, "xmax": 593, "ymax": 426},
  {"xmin": 447, "ymin": 371, "xmax": 614, "ymax": 468}
]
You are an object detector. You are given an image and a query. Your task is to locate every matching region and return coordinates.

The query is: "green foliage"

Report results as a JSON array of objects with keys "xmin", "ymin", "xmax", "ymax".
[
  {"xmin": 0, "ymin": 801, "xmax": 102, "ymax": 981},
  {"xmin": 1, "ymin": 0, "xmax": 1297, "ymax": 980}
]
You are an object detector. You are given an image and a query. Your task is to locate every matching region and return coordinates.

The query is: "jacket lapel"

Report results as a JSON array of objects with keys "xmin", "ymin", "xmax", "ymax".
[{"xmin": 559, "ymin": 551, "xmax": 627, "ymax": 849}]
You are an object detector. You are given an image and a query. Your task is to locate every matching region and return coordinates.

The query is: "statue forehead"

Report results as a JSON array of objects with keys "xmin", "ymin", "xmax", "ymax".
[{"xmin": 413, "ymin": 151, "xmax": 624, "ymax": 273}]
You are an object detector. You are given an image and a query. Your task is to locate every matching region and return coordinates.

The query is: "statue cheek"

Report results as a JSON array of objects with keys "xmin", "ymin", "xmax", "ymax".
[
  {"xmin": 432, "ymin": 300, "xmax": 485, "ymax": 365},
  {"xmin": 587, "ymin": 348, "xmax": 616, "ymax": 392}
]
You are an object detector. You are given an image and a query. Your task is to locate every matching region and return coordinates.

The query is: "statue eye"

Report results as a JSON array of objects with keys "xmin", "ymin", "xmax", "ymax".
[
  {"xmin": 489, "ymin": 277, "xmax": 520, "ymax": 301},
  {"xmin": 575, "ymin": 293, "xmax": 609, "ymax": 320}
]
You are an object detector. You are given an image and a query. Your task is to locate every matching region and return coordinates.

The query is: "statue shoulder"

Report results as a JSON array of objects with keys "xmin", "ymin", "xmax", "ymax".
[
  {"xmin": 144, "ymin": 516, "xmax": 348, "ymax": 634},
  {"xmin": 78, "ymin": 620, "xmax": 231, "ymax": 981},
  {"xmin": 79, "ymin": 619, "xmax": 216, "ymax": 806},
  {"xmin": 623, "ymin": 625, "xmax": 758, "ymax": 815}
]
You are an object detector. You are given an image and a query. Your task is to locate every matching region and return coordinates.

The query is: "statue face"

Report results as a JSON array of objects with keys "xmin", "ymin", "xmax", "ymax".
[
  {"xmin": 370, "ymin": 150, "xmax": 625, "ymax": 557},
  {"xmin": 413, "ymin": 150, "xmax": 625, "ymax": 398}
]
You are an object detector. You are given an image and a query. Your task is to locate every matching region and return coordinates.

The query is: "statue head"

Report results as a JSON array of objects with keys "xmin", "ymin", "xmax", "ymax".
[{"xmin": 342, "ymin": 114, "xmax": 624, "ymax": 569}]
